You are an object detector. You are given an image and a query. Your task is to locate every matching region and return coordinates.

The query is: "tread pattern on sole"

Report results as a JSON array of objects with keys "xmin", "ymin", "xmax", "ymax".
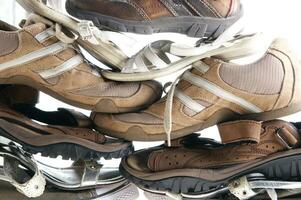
[
  {"xmin": 23, "ymin": 143, "xmax": 134, "ymax": 160},
  {"xmin": 120, "ymin": 154, "xmax": 301, "ymax": 195},
  {"xmin": 66, "ymin": 0, "xmax": 242, "ymax": 38},
  {"xmin": 0, "ymin": 127, "xmax": 134, "ymax": 160}
]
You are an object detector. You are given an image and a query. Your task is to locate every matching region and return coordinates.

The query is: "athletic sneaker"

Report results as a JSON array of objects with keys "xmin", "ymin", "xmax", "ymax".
[
  {"xmin": 121, "ymin": 119, "xmax": 301, "ymax": 198},
  {"xmin": 0, "ymin": 20, "xmax": 162, "ymax": 113},
  {"xmin": 66, "ymin": 0, "xmax": 243, "ymax": 38},
  {"xmin": 92, "ymin": 39, "xmax": 301, "ymax": 143}
]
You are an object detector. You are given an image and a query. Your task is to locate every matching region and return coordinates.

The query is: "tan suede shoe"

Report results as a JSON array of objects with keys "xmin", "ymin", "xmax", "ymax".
[
  {"xmin": 0, "ymin": 20, "xmax": 162, "ymax": 113},
  {"xmin": 92, "ymin": 39, "xmax": 301, "ymax": 141},
  {"xmin": 120, "ymin": 119, "xmax": 301, "ymax": 195},
  {"xmin": 66, "ymin": 0, "xmax": 242, "ymax": 38}
]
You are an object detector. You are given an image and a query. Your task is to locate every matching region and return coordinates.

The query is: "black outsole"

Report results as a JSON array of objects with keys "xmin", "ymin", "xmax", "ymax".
[
  {"xmin": 120, "ymin": 154, "xmax": 301, "ymax": 195},
  {"xmin": 66, "ymin": 0, "xmax": 243, "ymax": 38},
  {"xmin": 0, "ymin": 128, "xmax": 134, "ymax": 160},
  {"xmin": 23, "ymin": 142, "xmax": 134, "ymax": 161}
]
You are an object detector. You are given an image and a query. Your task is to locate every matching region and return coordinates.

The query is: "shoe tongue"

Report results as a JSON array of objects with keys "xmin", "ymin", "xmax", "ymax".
[{"xmin": 23, "ymin": 22, "xmax": 48, "ymax": 37}]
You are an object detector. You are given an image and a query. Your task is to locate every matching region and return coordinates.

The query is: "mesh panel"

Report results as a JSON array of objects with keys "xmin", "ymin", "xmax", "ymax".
[
  {"xmin": 0, "ymin": 31, "xmax": 18, "ymax": 56},
  {"xmin": 219, "ymin": 54, "xmax": 284, "ymax": 95}
]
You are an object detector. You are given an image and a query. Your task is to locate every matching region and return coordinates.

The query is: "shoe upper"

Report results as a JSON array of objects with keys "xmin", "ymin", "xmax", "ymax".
[
  {"xmin": 93, "ymin": 39, "xmax": 301, "ymax": 139},
  {"xmin": 67, "ymin": 0, "xmax": 241, "ymax": 21},
  {"xmin": 0, "ymin": 20, "xmax": 162, "ymax": 113},
  {"xmin": 125, "ymin": 119, "xmax": 301, "ymax": 172}
]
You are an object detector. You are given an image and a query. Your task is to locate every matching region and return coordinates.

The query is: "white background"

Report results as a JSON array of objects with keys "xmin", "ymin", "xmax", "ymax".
[{"xmin": 0, "ymin": 0, "xmax": 301, "ymax": 199}]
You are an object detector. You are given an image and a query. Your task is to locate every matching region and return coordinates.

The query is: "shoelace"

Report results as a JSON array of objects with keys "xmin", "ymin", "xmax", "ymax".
[
  {"xmin": 163, "ymin": 61, "xmax": 210, "ymax": 146},
  {"xmin": 160, "ymin": 35, "xmax": 272, "ymax": 147},
  {"xmin": 125, "ymin": 20, "xmax": 246, "ymax": 146},
  {"xmin": 24, "ymin": 13, "xmax": 129, "ymax": 47},
  {"xmin": 23, "ymin": 14, "xmax": 81, "ymax": 44},
  {"xmin": 42, "ymin": 0, "xmax": 138, "ymax": 51},
  {"xmin": 22, "ymin": 14, "xmax": 104, "ymax": 76}
]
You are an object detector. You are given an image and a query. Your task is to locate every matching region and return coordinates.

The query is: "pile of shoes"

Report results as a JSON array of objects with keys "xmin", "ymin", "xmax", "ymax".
[{"xmin": 0, "ymin": 0, "xmax": 301, "ymax": 199}]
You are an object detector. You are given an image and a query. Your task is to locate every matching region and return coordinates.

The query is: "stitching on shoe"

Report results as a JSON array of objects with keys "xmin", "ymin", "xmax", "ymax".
[
  {"xmin": 127, "ymin": 0, "xmax": 151, "ymax": 20},
  {"xmin": 159, "ymin": 0, "xmax": 179, "ymax": 16},
  {"xmin": 219, "ymin": 120, "xmax": 261, "ymax": 128},
  {"xmin": 200, "ymin": 0, "xmax": 222, "ymax": 18},
  {"xmin": 183, "ymin": 0, "xmax": 202, "ymax": 16},
  {"xmin": 179, "ymin": 1, "xmax": 194, "ymax": 16}
]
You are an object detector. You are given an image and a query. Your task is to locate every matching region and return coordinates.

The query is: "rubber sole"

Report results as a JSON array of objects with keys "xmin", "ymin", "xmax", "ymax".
[
  {"xmin": 0, "ymin": 127, "xmax": 134, "ymax": 160},
  {"xmin": 0, "ymin": 181, "xmax": 139, "ymax": 200},
  {"xmin": 95, "ymin": 102, "xmax": 301, "ymax": 142},
  {"xmin": 66, "ymin": 0, "xmax": 243, "ymax": 38},
  {"xmin": 142, "ymin": 190, "xmax": 301, "ymax": 200},
  {"xmin": 121, "ymin": 153, "xmax": 301, "ymax": 194}
]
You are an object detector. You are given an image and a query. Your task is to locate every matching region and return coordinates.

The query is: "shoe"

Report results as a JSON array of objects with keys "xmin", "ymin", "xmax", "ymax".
[
  {"xmin": 0, "ymin": 87, "xmax": 133, "ymax": 160},
  {"xmin": 0, "ymin": 19, "xmax": 162, "ymax": 113},
  {"xmin": 65, "ymin": 0, "xmax": 243, "ymax": 38},
  {"xmin": 120, "ymin": 119, "xmax": 301, "ymax": 199},
  {"xmin": 16, "ymin": 0, "xmax": 128, "ymax": 69},
  {"xmin": 92, "ymin": 38, "xmax": 301, "ymax": 143}
]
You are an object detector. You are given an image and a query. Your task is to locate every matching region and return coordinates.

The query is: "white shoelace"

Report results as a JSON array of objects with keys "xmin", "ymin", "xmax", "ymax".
[
  {"xmin": 163, "ymin": 64, "xmax": 206, "ymax": 146},
  {"xmin": 25, "ymin": 14, "xmax": 121, "ymax": 46},
  {"xmin": 21, "ymin": 15, "xmax": 103, "ymax": 78}
]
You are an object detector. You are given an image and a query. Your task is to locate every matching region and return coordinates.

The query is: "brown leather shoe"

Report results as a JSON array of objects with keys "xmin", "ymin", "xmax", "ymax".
[
  {"xmin": 121, "ymin": 119, "xmax": 301, "ymax": 196},
  {"xmin": 66, "ymin": 0, "xmax": 242, "ymax": 38},
  {"xmin": 0, "ymin": 20, "xmax": 162, "ymax": 113},
  {"xmin": 92, "ymin": 39, "xmax": 301, "ymax": 142}
]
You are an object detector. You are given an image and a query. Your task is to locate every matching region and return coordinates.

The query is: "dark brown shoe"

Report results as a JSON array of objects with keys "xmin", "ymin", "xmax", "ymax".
[
  {"xmin": 121, "ymin": 119, "xmax": 301, "ymax": 197},
  {"xmin": 66, "ymin": 0, "xmax": 243, "ymax": 38}
]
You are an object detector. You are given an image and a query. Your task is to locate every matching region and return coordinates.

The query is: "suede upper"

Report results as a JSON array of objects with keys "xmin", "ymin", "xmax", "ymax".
[
  {"xmin": 0, "ymin": 21, "xmax": 163, "ymax": 113},
  {"xmin": 92, "ymin": 39, "xmax": 301, "ymax": 141}
]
